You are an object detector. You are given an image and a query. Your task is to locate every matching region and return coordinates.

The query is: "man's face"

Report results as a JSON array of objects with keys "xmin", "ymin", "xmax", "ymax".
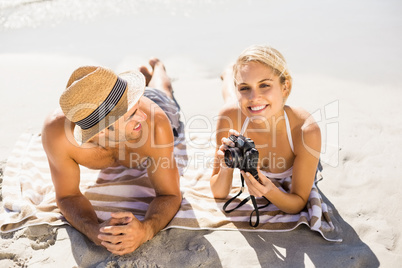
[{"xmin": 106, "ymin": 99, "xmax": 147, "ymax": 143}]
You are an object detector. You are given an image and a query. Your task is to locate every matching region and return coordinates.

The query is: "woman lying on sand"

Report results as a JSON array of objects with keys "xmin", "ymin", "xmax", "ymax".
[{"xmin": 211, "ymin": 45, "xmax": 321, "ymax": 214}]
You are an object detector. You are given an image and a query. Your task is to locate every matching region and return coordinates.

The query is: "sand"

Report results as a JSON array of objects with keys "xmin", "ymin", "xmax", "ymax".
[{"xmin": 1, "ymin": 0, "xmax": 401, "ymax": 267}]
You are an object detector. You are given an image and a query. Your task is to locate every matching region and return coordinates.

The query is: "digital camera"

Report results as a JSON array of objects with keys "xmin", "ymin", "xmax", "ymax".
[{"xmin": 224, "ymin": 135, "xmax": 260, "ymax": 181}]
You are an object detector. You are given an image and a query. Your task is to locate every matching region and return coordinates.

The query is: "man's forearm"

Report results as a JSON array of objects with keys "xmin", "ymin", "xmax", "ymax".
[
  {"xmin": 57, "ymin": 194, "xmax": 101, "ymax": 245},
  {"xmin": 142, "ymin": 194, "xmax": 181, "ymax": 241}
]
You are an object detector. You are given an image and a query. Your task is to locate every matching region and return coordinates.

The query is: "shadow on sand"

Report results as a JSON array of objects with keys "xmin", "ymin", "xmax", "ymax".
[
  {"xmin": 66, "ymin": 226, "xmax": 223, "ymax": 268},
  {"xmin": 64, "ymin": 182, "xmax": 379, "ymax": 268},
  {"xmin": 65, "ymin": 203, "xmax": 223, "ymax": 268},
  {"xmin": 237, "ymin": 188, "xmax": 380, "ymax": 268}
]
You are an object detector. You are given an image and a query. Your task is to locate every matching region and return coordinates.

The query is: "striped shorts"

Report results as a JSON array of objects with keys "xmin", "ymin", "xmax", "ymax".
[{"xmin": 144, "ymin": 87, "xmax": 188, "ymax": 175}]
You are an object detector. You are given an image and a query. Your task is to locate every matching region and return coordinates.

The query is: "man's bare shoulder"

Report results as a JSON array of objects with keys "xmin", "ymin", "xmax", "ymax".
[
  {"xmin": 143, "ymin": 96, "xmax": 173, "ymax": 136},
  {"xmin": 42, "ymin": 109, "xmax": 69, "ymax": 141},
  {"xmin": 42, "ymin": 108, "xmax": 77, "ymax": 157},
  {"xmin": 140, "ymin": 96, "xmax": 175, "ymax": 154}
]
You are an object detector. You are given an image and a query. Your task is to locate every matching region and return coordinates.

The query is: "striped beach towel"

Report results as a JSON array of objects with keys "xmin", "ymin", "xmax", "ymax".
[{"xmin": 0, "ymin": 133, "xmax": 341, "ymax": 242}]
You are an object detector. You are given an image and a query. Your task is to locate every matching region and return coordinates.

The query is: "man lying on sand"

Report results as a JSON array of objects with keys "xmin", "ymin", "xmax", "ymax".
[{"xmin": 42, "ymin": 59, "xmax": 184, "ymax": 255}]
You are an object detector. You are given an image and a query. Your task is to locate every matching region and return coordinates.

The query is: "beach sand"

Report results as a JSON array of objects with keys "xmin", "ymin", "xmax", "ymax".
[{"xmin": 1, "ymin": 0, "xmax": 401, "ymax": 267}]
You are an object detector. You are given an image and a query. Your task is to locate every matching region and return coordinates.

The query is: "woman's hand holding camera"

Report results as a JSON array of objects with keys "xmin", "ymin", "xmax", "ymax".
[
  {"xmin": 217, "ymin": 129, "xmax": 239, "ymax": 169},
  {"xmin": 241, "ymin": 169, "xmax": 275, "ymax": 198}
]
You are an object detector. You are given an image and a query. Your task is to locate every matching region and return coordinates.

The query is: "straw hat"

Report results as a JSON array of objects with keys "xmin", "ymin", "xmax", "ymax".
[{"xmin": 59, "ymin": 66, "xmax": 145, "ymax": 144}]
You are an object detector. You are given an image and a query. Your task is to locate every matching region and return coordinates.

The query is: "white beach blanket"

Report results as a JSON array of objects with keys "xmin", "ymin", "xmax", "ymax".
[{"xmin": 0, "ymin": 133, "xmax": 341, "ymax": 242}]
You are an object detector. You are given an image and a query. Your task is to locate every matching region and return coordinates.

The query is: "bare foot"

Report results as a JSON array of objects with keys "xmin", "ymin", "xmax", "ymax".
[
  {"xmin": 149, "ymin": 58, "xmax": 164, "ymax": 71},
  {"xmin": 138, "ymin": 66, "xmax": 152, "ymax": 86},
  {"xmin": 148, "ymin": 58, "xmax": 174, "ymax": 99}
]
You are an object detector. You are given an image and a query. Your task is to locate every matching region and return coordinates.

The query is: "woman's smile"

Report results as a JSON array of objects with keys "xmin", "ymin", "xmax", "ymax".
[{"xmin": 248, "ymin": 104, "xmax": 269, "ymax": 113}]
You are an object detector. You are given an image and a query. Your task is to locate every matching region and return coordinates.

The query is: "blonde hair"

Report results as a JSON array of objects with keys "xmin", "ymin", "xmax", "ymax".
[{"xmin": 233, "ymin": 45, "xmax": 293, "ymax": 95}]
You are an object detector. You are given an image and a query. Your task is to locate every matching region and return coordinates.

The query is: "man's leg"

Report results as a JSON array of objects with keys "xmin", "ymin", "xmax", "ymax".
[
  {"xmin": 147, "ymin": 58, "xmax": 174, "ymax": 100},
  {"xmin": 137, "ymin": 58, "xmax": 181, "ymax": 128},
  {"xmin": 138, "ymin": 58, "xmax": 187, "ymax": 174}
]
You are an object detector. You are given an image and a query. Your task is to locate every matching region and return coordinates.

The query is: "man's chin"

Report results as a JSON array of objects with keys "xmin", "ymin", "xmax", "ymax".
[{"xmin": 125, "ymin": 130, "xmax": 143, "ymax": 142}]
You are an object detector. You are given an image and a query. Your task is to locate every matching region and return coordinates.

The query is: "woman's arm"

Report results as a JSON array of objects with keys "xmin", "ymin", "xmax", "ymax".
[
  {"xmin": 244, "ymin": 109, "xmax": 321, "ymax": 213},
  {"xmin": 210, "ymin": 108, "xmax": 241, "ymax": 198}
]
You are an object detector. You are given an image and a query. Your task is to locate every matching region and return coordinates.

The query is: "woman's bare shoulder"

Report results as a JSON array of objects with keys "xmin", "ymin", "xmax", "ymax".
[
  {"xmin": 285, "ymin": 106, "xmax": 321, "ymax": 152},
  {"xmin": 285, "ymin": 106, "xmax": 320, "ymax": 139},
  {"xmin": 285, "ymin": 106, "xmax": 319, "ymax": 129},
  {"xmin": 216, "ymin": 101, "xmax": 242, "ymax": 129},
  {"xmin": 218, "ymin": 101, "xmax": 241, "ymax": 117}
]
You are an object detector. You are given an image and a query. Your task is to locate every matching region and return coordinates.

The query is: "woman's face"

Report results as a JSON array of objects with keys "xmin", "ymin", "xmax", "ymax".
[{"xmin": 235, "ymin": 62, "xmax": 288, "ymax": 120}]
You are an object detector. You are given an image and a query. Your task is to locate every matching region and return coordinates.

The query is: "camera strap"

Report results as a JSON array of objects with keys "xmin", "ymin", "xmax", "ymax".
[{"xmin": 223, "ymin": 174, "xmax": 270, "ymax": 227}]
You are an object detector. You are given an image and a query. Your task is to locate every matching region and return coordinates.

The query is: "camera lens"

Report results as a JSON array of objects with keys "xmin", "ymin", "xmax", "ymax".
[{"xmin": 224, "ymin": 148, "xmax": 242, "ymax": 168}]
